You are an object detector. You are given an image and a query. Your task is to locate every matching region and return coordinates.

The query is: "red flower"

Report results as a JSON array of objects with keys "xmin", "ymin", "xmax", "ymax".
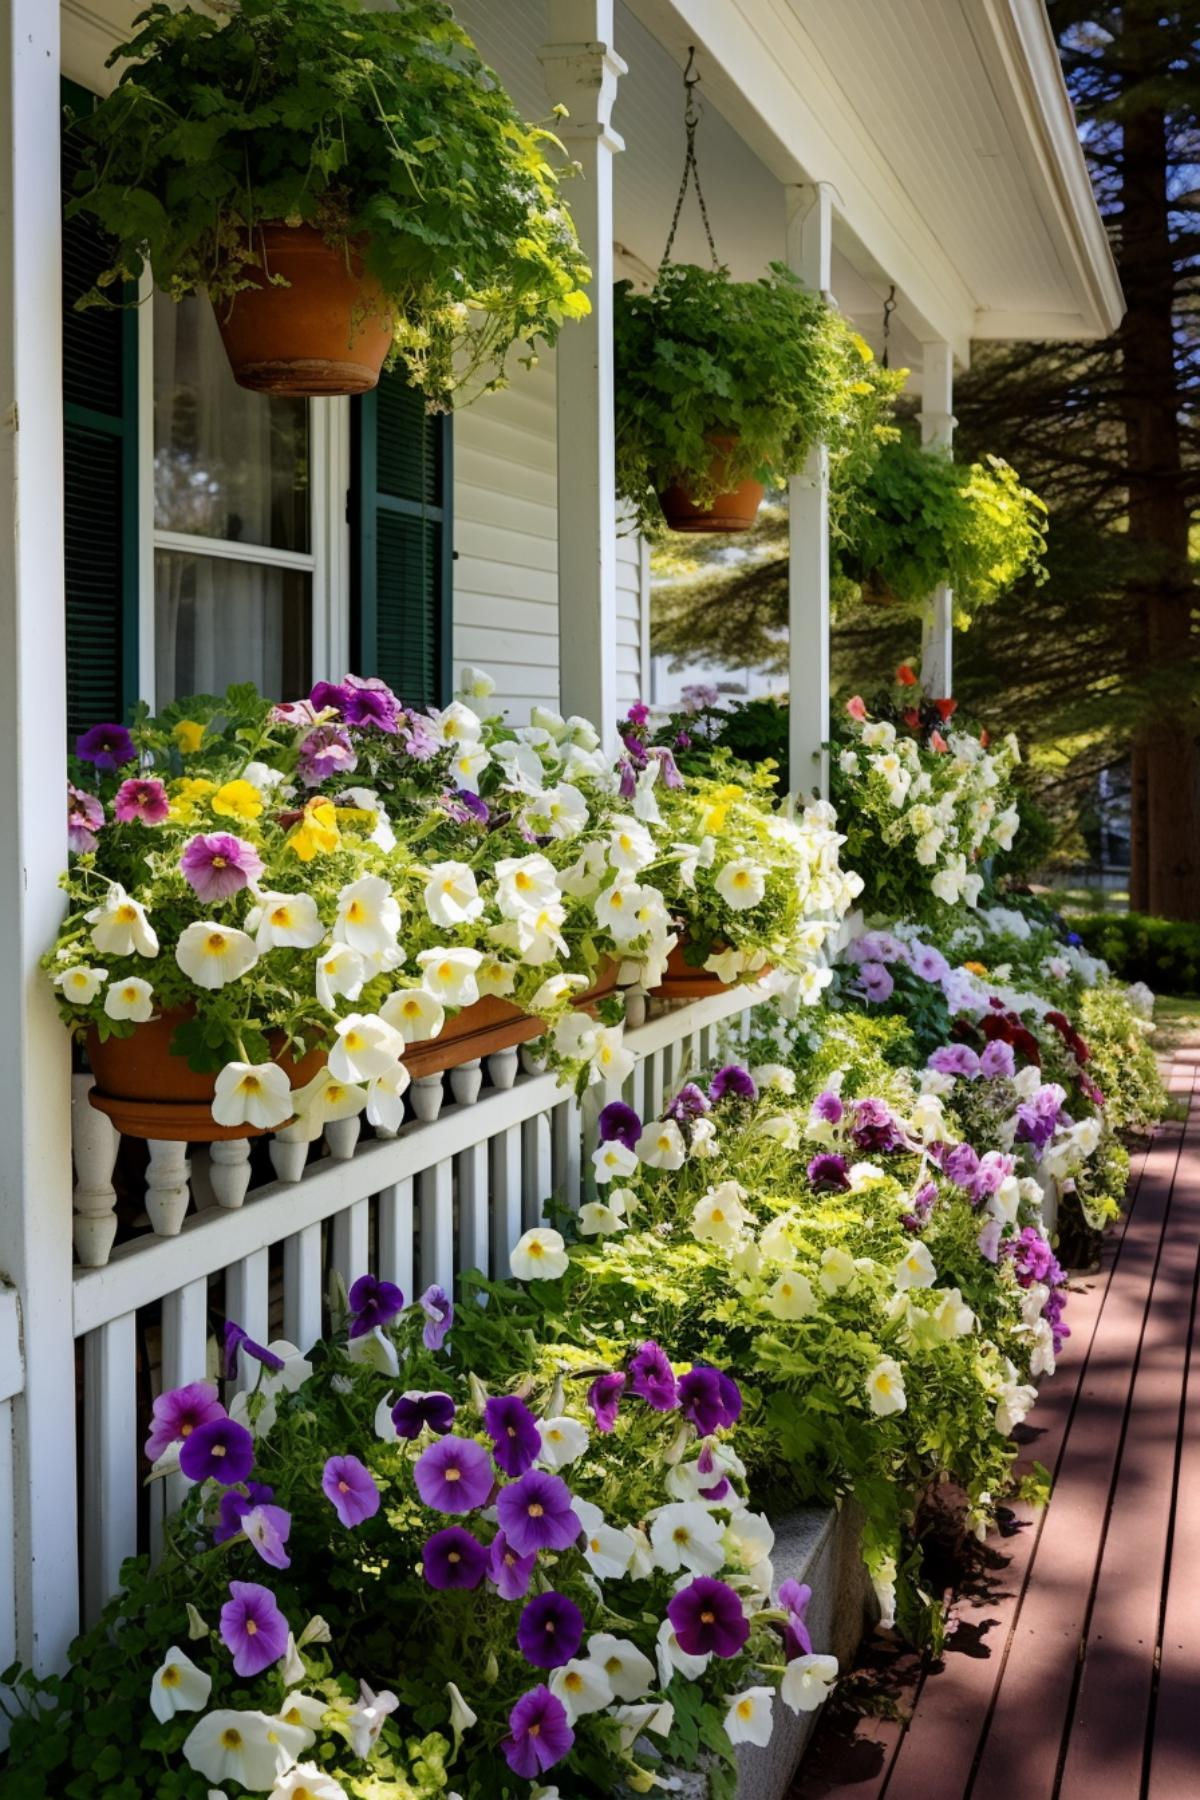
[
  {"xmin": 980, "ymin": 728, "xmax": 991, "ymax": 747},
  {"xmin": 896, "ymin": 663, "xmax": 918, "ymax": 687},
  {"xmin": 933, "ymin": 698, "xmax": 958, "ymax": 721},
  {"xmin": 846, "ymin": 695, "xmax": 868, "ymax": 722},
  {"xmin": 930, "ymin": 730, "xmax": 949, "ymax": 753},
  {"xmin": 902, "ymin": 709, "xmax": 921, "ymax": 730}
]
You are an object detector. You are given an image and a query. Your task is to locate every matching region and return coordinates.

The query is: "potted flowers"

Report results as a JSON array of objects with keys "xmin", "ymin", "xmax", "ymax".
[
  {"xmin": 613, "ymin": 262, "xmax": 898, "ymax": 534},
  {"xmin": 67, "ymin": 0, "xmax": 590, "ymax": 398}
]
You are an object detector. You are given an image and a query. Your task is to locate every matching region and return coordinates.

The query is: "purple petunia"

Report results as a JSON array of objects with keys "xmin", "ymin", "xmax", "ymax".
[
  {"xmin": 666, "ymin": 1082, "xmax": 712, "ymax": 1124},
  {"xmin": 628, "ymin": 1340, "xmax": 678, "ymax": 1412},
  {"xmin": 223, "ymin": 1321, "xmax": 284, "ymax": 1381},
  {"xmin": 485, "ymin": 1395, "xmax": 543, "ymax": 1479},
  {"xmin": 928, "ymin": 1044, "xmax": 982, "ymax": 1081},
  {"xmin": 779, "ymin": 1579, "xmax": 813, "ymax": 1660},
  {"xmin": 495, "ymin": 1469, "xmax": 581, "ymax": 1556},
  {"xmin": 667, "ymin": 1576, "xmax": 750, "ymax": 1659},
  {"xmin": 310, "ymin": 679, "xmax": 350, "ymax": 716},
  {"xmin": 341, "ymin": 674, "xmax": 400, "ymax": 733},
  {"xmin": 850, "ymin": 1098, "xmax": 905, "ymax": 1154},
  {"xmin": 414, "ymin": 1436, "xmax": 494, "ymax": 1514},
  {"xmin": 179, "ymin": 1416, "xmax": 255, "ymax": 1486},
  {"xmin": 980, "ymin": 1039, "xmax": 1017, "ymax": 1081},
  {"xmin": 487, "ymin": 1529, "xmax": 537, "ymax": 1601},
  {"xmin": 402, "ymin": 711, "xmax": 441, "ymax": 762},
  {"xmin": 807, "ymin": 1152, "xmax": 850, "ymax": 1193},
  {"xmin": 347, "ymin": 1273, "xmax": 405, "ymax": 1339},
  {"xmin": 441, "ymin": 786, "xmax": 490, "ymax": 826},
  {"xmin": 423, "ymin": 1526, "xmax": 488, "ymax": 1590},
  {"xmin": 144, "ymin": 1381, "xmax": 226, "ymax": 1462},
  {"xmin": 113, "ymin": 778, "xmax": 169, "ymax": 825},
  {"xmin": 219, "ymin": 1580, "xmax": 289, "ymax": 1678},
  {"xmin": 322, "ymin": 1454, "xmax": 381, "ymax": 1528},
  {"xmin": 811, "ymin": 1091, "xmax": 844, "ymax": 1126},
  {"xmin": 297, "ymin": 723, "xmax": 358, "ymax": 786},
  {"xmin": 598, "ymin": 1100, "xmax": 642, "ymax": 1150},
  {"xmin": 678, "ymin": 1364, "xmax": 742, "ymax": 1436},
  {"xmin": 942, "ymin": 1142, "xmax": 981, "ymax": 1190},
  {"xmin": 76, "ymin": 722, "xmax": 136, "ymax": 771},
  {"xmin": 240, "ymin": 1503, "xmax": 292, "ymax": 1570},
  {"xmin": 517, "ymin": 1590, "xmax": 585, "ymax": 1669},
  {"xmin": 501, "ymin": 1686, "xmax": 575, "ymax": 1780},
  {"xmin": 858, "ymin": 961, "xmax": 894, "ymax": 1004},
  {"xmin": 910, "ymin": 943, "xmax": 951, "ymax": 985},
  {"xmin": 179, "ymin": 832, "xmax": 264, "ymax": 902},
  {"xmin": 709, "ymin": 1064, "xmax": 758, "ymax": 1104},
  {"xmin": 587, "ymin": 1371, "xmax": 625, "ymax": 1434},
  {"xmin": 391, "ymin": 1391, "xmax": 457, "ymax": 1440},
  {"xmin": 419, "ymin": 1284, "xmax": 454, "ymax": 1352},
  {"xmin": 212, "ymin": 1481, "xmax": 275, "ymax": 1545},
  {"xmin": 1015, "ymin": 1085, "xmax": 1067, "ymax": 1157},
  {"xmin": 67, "ymin": 783, "xmax": 105, "ymax": 853},
  {"xmin": 695, "ymin": 1437, "xmax": 732, "ymax": 1503}
]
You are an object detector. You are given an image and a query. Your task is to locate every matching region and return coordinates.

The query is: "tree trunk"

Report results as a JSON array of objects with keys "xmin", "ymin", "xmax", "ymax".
[{"xmin": 1117, "ymin": 54, "xmax": 1200, "ymax": 920}]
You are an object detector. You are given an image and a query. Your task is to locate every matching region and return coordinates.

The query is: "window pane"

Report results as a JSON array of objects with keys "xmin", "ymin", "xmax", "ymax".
[
  {"xmin": 155, "ymin": 550, "xmax": 311, "ymax": 703},
  {"xmin": 153, "ymin": 293, "xmax": 311, "ymax": 551}
]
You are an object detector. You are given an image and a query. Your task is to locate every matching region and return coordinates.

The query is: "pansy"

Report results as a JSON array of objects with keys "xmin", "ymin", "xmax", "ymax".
[
  {"xmin": 496, "ymin": 1469, "xmax": 581, "ymax": 1556},
  {"xmin": 182, "ymin": 1708, "xmax": 308, "ymax": 1790},
  {"xmin": 179, "ymin": 1416, "xmax": 255, "ymax": 1485},
  {"xmin": 667, "ymin": 1576, "xmax": 750, "ymax": 1658},
  {"xmin": 175, "ymin": 921, "xmax": 258, "ymax": 990},
  {"xmin": 485, "ymin": 1394, "xmax": 543, "ymax": 1478},
  {"xmin": 414, "ymin": 1435, "xmax": 494, "ymax": 1514},
  {"xmin": 149, "ymin": 1645, "xmax": 212, "ymax": 1722},
  {"xmin": 500, "ymin": 1686, "xmax": 574, "ymax": 1780},
  {"xmin": 347, "ymin": 1273, "xmax": 405, "ymax": 1337},
  {"xmin": 423, "ymin": 1525, "xmax": 488, "ymax": 1590},
  {"xmin": 389, "ymin": 1390, "xmax": 456, "ymax": 1440},
  {"xmin": 510, "ymin": 1227, "xmax": 569, "ymax": 1282},
  {"xmin": 517, "ymin": 1590, "xmax": 585, "ymax": 1669},
  {"xmin": 86, "ymin": 884, "xmax": 159, "ymax": 959},
  {"xmin": 322, "ymin": 1455, "xmax": 380, "ymax": 1528},
  {"xmin": 220, "ymin": 1580, "xmax": 289, "ymax": 1677}
]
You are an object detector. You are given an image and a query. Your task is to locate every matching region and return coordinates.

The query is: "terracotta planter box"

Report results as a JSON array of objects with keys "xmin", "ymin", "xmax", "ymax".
[
  {"xmin": 649, "ymin": 940, "xmax": 771, "ymax": 1001},
  {"xmin": 213, "ymin": 223, "xmax": 393, "ymax": 396},
  {"xmin": 402, "ymin": 957, "xmax": 621, "ymax": 1081},
  {"xmin": 658, "ymin": 433, "xmax": 764, "ymax": 533},
  {"xmin": 86, "ymin": 1010, "xmax": 324, "ymax": 1143}
]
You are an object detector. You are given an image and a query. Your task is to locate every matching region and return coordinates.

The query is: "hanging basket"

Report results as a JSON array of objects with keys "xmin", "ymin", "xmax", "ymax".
[
  {"xmin": 658, "ymin": 434, "xmax": 764, "ymax": 534},
  {"xmin": 86, "ymin": 1009, "xmax": 325, "ymax": 1142},
  {"xmin": 402, "ymin": 958, "xmax": 621, "ymax": 1081},
  {"xmin": 212, "ymin": 224, "xmax": 394, "ymax": 397}
]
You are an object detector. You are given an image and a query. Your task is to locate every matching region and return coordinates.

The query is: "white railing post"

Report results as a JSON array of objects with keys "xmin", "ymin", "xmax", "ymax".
[
  {"xmin": 540, "ymin": 1, "xmax": 625, "ymax": 748},
  {"xmin": 0, "ymin": 0, "xmax": 80, "ymax": 1669},
  {"xmin": 919, "ymin": 339, "xmax": 956, "ymax": 696},
  {"xmin": 786, "ymin": 182, "xmax": 836, "ymax": 800}
]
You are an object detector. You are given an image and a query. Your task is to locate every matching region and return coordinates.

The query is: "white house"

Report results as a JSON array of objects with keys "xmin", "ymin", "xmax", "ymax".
[{"xmin": 0, "ymin": 0, "xmax": 1119, "ymax": 1706}]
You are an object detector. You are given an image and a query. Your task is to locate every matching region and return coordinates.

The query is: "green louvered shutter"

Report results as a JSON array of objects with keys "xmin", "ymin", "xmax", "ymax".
[
  {"xmin": 61, "ymin": 78, "xmax": 139, "ymax": 740},
  {"xmin": 352, "ymin": 372, "xmax": 452, "ymax": 708}
]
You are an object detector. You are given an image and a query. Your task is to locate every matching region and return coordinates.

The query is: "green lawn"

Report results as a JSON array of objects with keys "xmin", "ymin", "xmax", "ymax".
[
  {"xmin": 1041, "ymin": 883, "xmax": 1129, "ymax": 915},
  {"xmin": 1152, "ymin": 994, "xmax": 1200, "ymax": 1052}
]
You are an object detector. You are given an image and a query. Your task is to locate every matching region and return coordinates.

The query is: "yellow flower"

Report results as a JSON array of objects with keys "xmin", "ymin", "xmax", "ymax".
[
  {"xmin": 963, "ymin": 960, "xmax": 989, "ymax": 977},
  {"xmin": 699, "ymin": 783, "xmax": 744, "ymax": 834},
  {"xmin": 172, "ymin": 719, "xmax": 205, "ymax": 754},
  {"xmin": 211, "ymin": 779, "xmax": 263, "ymax": 823},
  {"xmin": 289, "ymin": 799, "xmax": 340, "ymax": 863},
  {"xmin": 168, "ymin": 777, "xmax": 216, "ymax": 823}
]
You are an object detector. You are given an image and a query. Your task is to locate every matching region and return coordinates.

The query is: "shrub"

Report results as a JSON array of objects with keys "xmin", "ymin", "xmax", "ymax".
[{"xmin": 1069, "ymin": 913, "xmax": 1200, "ymax": 997}]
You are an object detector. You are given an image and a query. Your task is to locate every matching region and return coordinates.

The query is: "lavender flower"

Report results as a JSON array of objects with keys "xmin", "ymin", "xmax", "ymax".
[
  {"xmin": 943, "ymin": 1143, "xmax": 981, "ymax": 1190},
  {"xmin": 667, "ymin": 1577, "xmax": 750, "ymax": 1658},
  {"xmin": 391, "ymin": 1391, "xmax": 456, "ymax": 1440},
  {"xmin": 179, "ymin": 1417, "xmax": 255, "ymax": 1486},
  {"xmin": 779, "ymin": 1578, "xmax": 813, "ymax": 1659},
  {"xmin": 401, "ymin": 711, "xmax": 441, "ymax": 761},
  {"xmin": 342, "ymin": 674, "xmax": 400, "ymax": 732},
  {"xmin": 347, "ymin": 1274, "xmax": 405, "ymax": 1338},
  {"xmin": 322, "ymin": 1455, "xmax": 380, "ymax": 1528},
  {"xmin": 419, "ymin": 1285, "xmax": 454, "ymax": 1352},
  {"xmin": 495, "ymin": 1470, "xmax": 581, "ymax": 1556},
  {"xmin": 212, "ymin": 1481, "xmax": 275, "ymax": 1545},
  {"xmin": 587, "ymin": 1371, "xmax": 625, "ymax": 1434},
  {"xmin": 297, "ymin": 724, "xmax": 358, "ymax": 786},
  {"xmin": 179, "ymin": 832, "xmax": 264, "ymax": 902},
  {"xmin": 666, "ymin": 1082, "xmax": 711, "ymax": 1124},
  {"xmin": 709, "ymin": 1065, "xmax": 758, "ymax": 1103},
  {"xmin": 442, "ymin": 788, "xmax": 491, "ymax": 826},
  {"xmin": 501, "ymin": 1687, "xmax": 574, "ymax": 1780},
  {"xmin": 980, "ymin": 1039, "xmax": 1017, "ymax": 1080},
  {"xmin": 807, "ymin": 1152, "xmax": 850, "ymax": 1193},
  {"xmin": 1015, "ymin": 1086, "xmax": 1066, "ymax": 1157},
  {"xmin": 651, "ymin": 746, "xmax": 684, "ymax": 789},
  {"xmin": 858, "ymin": 961, "xmax": 895, "ymax": 1004},
  {"xmin": 811, "ymin": 1091, "xmax": 844, "ymax": 1126},
  {"xmin": 113, "ymin": 778, "xmax": 169, "ymax": 825},
  {"xmin": 223, "ymin": 1321, "xmax": 284, "ymax": 1381},
  {"xmin": 76, "ymin": 722, "xmax": 136, "ymax": 771},
  {"xmin": 485, "ymin": 1395, "xmax": 543, "ymax": 1479},
  {"xmin": 910, "ymin": 943, "xmax": 951, "ymax": 984},
  {"xmin": 67, "ymin": 784, "xmax": 105, "ymax": 853},
  {"xmin": 487, "ymin": 1530, "xmax": 537, "ymax": 1600},
  {"xmin": 240, "ymin": 1503, "xmax": 292, "ymax": 1570},
  {"xmin": 517, "ymin": 1591, "xmax": 585, "ymax": 1669},
  {"xmin": 414, "ymin": 1436, "xmax": 494, "ymax": 1514},
  {"xmin": 598, "ymin": 1100, "xmax": 642, "ymax": 1150},
  {"xmin": 928, "ymin": 1044, "xmax": 981, "ymax": 1080},
  {"xmin": 219, "ymin": 1580, "xmax": 288, "ymax": 1677},
  {"xmin": 628, "ymin": 1341, "xmax": 678, "ymax": 1412},
  {"xmin": 144, "ymin": 1381, "xmax": 225, "ymax": 1462},
  {"xmin": 423, "ymin": 1526, "xmax": 488, "ymax": 1590}
]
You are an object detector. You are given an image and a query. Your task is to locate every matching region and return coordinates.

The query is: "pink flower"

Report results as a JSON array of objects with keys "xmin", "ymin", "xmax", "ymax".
[
  {"xmin": 67, "ymin": 783, "xmax": 105, "ymax": 852},
  {"xmin": 930, "ymin": 730, "xmax": 949, "ymax": 753},
  {"xmin": 179, "ymin": 832, "xmax": 263, "ymax": 901},
  {"xmin": 114, "ymin": 778, "xmax": 170, "ymax": 825},
  {"xmin": 846, "ymin": 695, "xmax": 868, "ymax": 722}
]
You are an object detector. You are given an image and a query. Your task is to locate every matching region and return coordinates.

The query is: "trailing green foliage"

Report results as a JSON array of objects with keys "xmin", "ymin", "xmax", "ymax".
[
  {"xmin": 65, "ymin": 0, "xmax": 591, "ymax": 401},
  {"xmin": 1076, "ymin": 985, "xmax": 1165, "ymax": 1134},
  {"xmin": 613, "ymin": 262, "xmax": 901, "ymax": 534},
  {"xmin": 1069, "ymin": 912, "xmax": 1200, "ymax": 997}
]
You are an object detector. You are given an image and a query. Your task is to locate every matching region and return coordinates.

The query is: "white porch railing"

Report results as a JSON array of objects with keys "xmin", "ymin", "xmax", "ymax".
[{"xmin": 65, "ymin": 988, "xmax": 760, "ymax": 1632}]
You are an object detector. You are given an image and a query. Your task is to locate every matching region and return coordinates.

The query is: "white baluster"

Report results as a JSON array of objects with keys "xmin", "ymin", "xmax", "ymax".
[
  {"xmin": 449, "ymin": 1057, "xmax": 482, "ymax": 1107},
  {"xmin": 324, "ymin": 1117, "xmax": 361, "ymax": 1160},
  {"xmin": 269, "ymin": 1125, "xmax": 309, "ymax": 1184},
  {"xmin": 145, "ymin": 1139, "xmax": 190, "ymax": 1237},
  {"xmin": 520, "ymin": 1045, "xmax": 548, "ymax": 1076},
  {"xmin": 488, "ymin": 1046, "xmax": 519, "ymax": 1090},
  {"xmin": 410, "ymin": 1073, "xmax": 445, "ymax": 1123},
  {"xmin": 209, "ymin": 1138, "xmax": 252, "ymax": 1210},
  {"xmin": 624, "ymin": 985, "xmax": 647, "ymax": 1029},
  {"xmin": 71, "ymin": 1074, "xmax": 119, "ymax": 1268}
]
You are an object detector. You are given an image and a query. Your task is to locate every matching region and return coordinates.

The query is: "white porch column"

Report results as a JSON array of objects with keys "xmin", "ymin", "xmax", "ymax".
[
  {"xmin": 540, "ymin": 2, "xmax": 625, "ymax": 744},
  {"xmin": 785, "ymin": 182, "xmax": 836, "ymax": 799},
  {"xmin": 919, "ymin": 340, "xmax": 956, "ymax": 696},
  {"xmin": 0, "ymin": 0, "xmax": 79, "ymax": 1669}
]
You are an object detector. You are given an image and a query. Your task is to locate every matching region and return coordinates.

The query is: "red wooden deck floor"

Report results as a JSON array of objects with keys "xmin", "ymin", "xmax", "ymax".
[{"xmin": 791, "ymin": 1045, "xmax": 1200, "ymax": 1800}]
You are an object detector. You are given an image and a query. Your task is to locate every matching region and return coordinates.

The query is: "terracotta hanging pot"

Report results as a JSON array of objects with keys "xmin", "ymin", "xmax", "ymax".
[
  {"xmin": 658, "ymin": 433, "xmax": 765, "ymax": 533},
  {"xmin": 212, "ymin": 223, "xmax": 394, "ymax": 396},
  {"xmin": 86, "ymin": 1009, "xmax": 325, "ymax": 1142},
  {"xmin": 402, "ymin": 958, "xmax": 621, "ymax": 1082}
]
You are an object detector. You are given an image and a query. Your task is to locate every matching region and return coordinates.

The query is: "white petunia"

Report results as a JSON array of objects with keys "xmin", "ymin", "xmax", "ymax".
[
  {"xmin": 103, "ymin": 976, "xmax": 154, "ymax": 1022},
  {"xmin": 334, "ymin": 876, "xmax": 400, "ymax": 956},
  {"xmin": 328, "ymin": 1013, "xmax": 405, "ymax": 1083},
  {"xmin": 416, "ymin": 946, "xmax": 483, "ymax": 1007},
  {"xmin": 449, "ymin": 743, "xmax": 492, "ymax": 791},
  {"xmin": 55, "ymin": 964, "xmax": 107, "ymax": 1004},
  {"xmin": 246, "ymin": 891, "xmax": 325, "ymax": 951},
  {"xmin": 573, "ymin": 1497, "xmax": 636, "ymax": 1581},
  {"xmin": 591, "ymin": 1024, "xmax": 635, "ymax": 1086},
  {"xmin": 724, "ymin": 1685, "xmax": 774, "ymax": 1748},
  {"xmin": 269, "ymin": 1766, "xmax": 347, "ymax": 1800},
  {"xmin": 275, "ymin": 1691, "xmax": 327, "ymax": 1736},
  {"xmin": 477, "ymin": 956, "xmax": 518, "ymax": 997},
  {"xmin": 610, "ymin": 1702, "xmax": 675, "ymax": 1752},
  {"xmin": 315, "ymin": 943, "xmax": 367, "ymax": 1012},
  {"xmin": 691, "ymin": 1182, "xmax": 753, "ymax": 1248},
  {"xmin": 510, "ymin": 1227, "xmax": 569, "ymax": 1281},
  {"xmin": 995, "ymin": 1378, "xmax": 1037, "ymax": 1437},
  {"xmin": 260, "ymin": 1341, "xmax": 313, "ymax": 1396},
  {"xmin": 344, "ymin": 1680, "xmax": 400, "ymax": 1760},
  {"xmin": 287, "ymin": 1067, "xmax": 367, "ymax": 1139},
  {"xmin": 423, "ymin": 861, "xmax": 484, "ymax": 928},
  {"xmin": 592, "ymin": 1138, "xmax": 639, "ymax": 1183},
  {"xmin": 819, "ymin": 1247, "xmax": 858, "ymax": 1293},
  {"xmin": 456, "ymin": 665, "xmax": 495, "ymax": 701},
  {"xmin": 211, "ymin": 1061, "xmax": 294, "ymax": 1131},
  {"xmin": 608, "ymin": 816, "xmax": 656, "ymax": 872},
  {"xmin": 490, "ymin": 903, "xmax": 568, "ymax": 966},
  {"xmin": 380, "ymin": 987, "xmax": 445, "ymax": 1044},
  {"xmin": 182, "ymin": 1710, "xmax": 308, "ymax": 1790},
  {"xmin": 635, "ymin": 1119, "xmax": 686, "ymax": 1170},
  {"xmin": 593, "ymin": 877, "xmax": 648, "ymax": 943},
  {"xmin": 531, "ymin": 972, "xmax": 589, "ymax": 1012},
  {"xmin": 931, "ymin": 1288, "xmax": 976, "ymax": 1340},
  {"xmin": 533, "ymin": 783, "xmax": 589, "ymax": 840},
  {"xmin": 780, "ymin": 1654, "xmax": 839, "ymax": 1713},
  {"xmin": 495, "ymin": 854, "xmax": 559, "ymax": 918},
  {"xmin": 150, "ymin": 1645, "xmax": 212, "ymax": 1722},
  {"xmin": 751, "ymin": 1062, "xmax": 796, "ymax": 1095},
  {"xmin": 587, "ymin": 1633, "xmax": 656, "ymax": 1703},
  {"xmin": 866, "ymin": 1357, "xmax": 907, "ymax": 1417},
  {"xmin": 766, "ymin": 1271, "xmax": 817, "ymax": 1321},
  {"xmin": 577, "ymin": 1200, "xmax": 626, "ymax": 1236},
  {"xmin": 893, "ymin": 1241, "xmax": 938, "ymax": 1291},
  {"xmin": 366, "ymin": 1062, "xmax": 412, "ymax": 1133},
  {"xmin": 648, "ymin": 1501, "xmax": 726, "ymax": 1575},
  {"xmin": 538, "ymin": 1416, "xmax": 589, "ymax": 1469},
  {"xmin": 548, "ymin": 1658, "xmax": 613, "ymax": 1722},
  {"xmin": 430, "ymin": 698, "xmax": 483, "ymax": 747},
  {"xmin": 715, "ymin": 859, "xmax": 766, "ymax": 911},
  {"xmin": 656, "ymin": 1616, "xmax": 711, "ymax": 1684},
  {"xmin": 175, "ymin": 922, "xmax": 257, "ymax": 990},
  {"xmin": 87, "ymin": 884, "xmax": 159, "ymax": 958},
  {"xmin": 346, "ymin": 1327, "xmax": 399, "ymax": 1377}
]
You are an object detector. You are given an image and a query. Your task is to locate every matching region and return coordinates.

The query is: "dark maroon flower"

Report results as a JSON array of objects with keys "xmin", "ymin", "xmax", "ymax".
[
  {"xmin": 485, "ymin": 1395, "xmax": 542, "ymax": 1478},
  {"xmin": 587, "ymin": 1371, "xmax": 625, "ymax": 1434},
  {"xmin": 807, "ymin": 1152, "xmax": 850, "ymax": 1193},
  {"xmin": 347, "ymin": 1273, "xmax": 405, "ymax": 1338},
  {"xmin": 423, "ymin": 1525, "xmax": 488, "ymax": 1590},
  {"xmin": 391, "ymin": 1391, "xmax": 457, "ymax": 1440},
  {"xmin": 179, "ymin": 1417, "xmax": 255, "ymax": 1486},
  {"xmin": 598, "ymin": 1100, "xmax": 642, "ymax": 1150},
  {"xmin": 709, "ymin": 1064, "xmax": 758, "ymax": 1103},
  {"xmin": 628, "ymin": 1340, "xmax": 677, "ymax": 1412},
  {"xmin": 76, "ymin": 722, "xmax": 136, "ymax": 771},
  {"xmin": 517, "ymin": 1590, "xmax": 585, "ymax": 1669},
  {"xmin": 667, "ymin": 1576, "xmax": 750, "ymax": 1658}
]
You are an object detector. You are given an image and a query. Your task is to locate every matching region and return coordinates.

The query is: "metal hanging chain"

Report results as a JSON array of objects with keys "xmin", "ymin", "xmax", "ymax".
[
  {"xmin": 661, "ymin": 47, "xmax": 720, "ymax": 272},
  {"xmin": 881, "ymin": 283, "xmax": 897, "ymax": 369}
]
